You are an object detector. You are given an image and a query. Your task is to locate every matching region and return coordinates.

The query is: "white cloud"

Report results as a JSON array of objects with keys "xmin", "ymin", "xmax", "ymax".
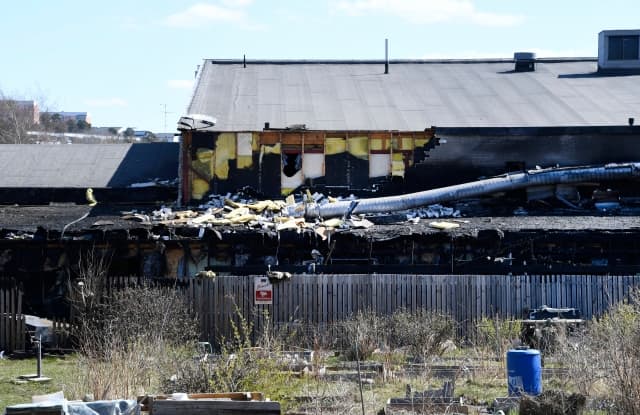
[
  {"xmin": 221, "ymin": 0, "xmax": 253, "ymax": 7},
  {"xmin": 333, "ymin": 0, "xmax": 524, "ymax": 27},
  {"xmin": 84, "ymin": 98, "xmax": 128, "ymax": 107},
  {"xmin": 165, "ymin": 3, "xmax": 248, "ymax": 28},
  {"xmin": 167, "ymin": 79, "xmax": 195, "ymax": 90}
]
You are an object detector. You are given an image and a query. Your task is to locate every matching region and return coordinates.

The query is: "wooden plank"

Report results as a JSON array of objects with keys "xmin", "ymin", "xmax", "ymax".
[
  {"xmin": 1, "ymin": 288, "xmax": 5, "ymax": 351},
  {"xmin": 595, "ymin": 275, "xmax": 602, "ymax": 317},
  {"xmin": 454, "ymin": 276, "xmax": 462, "ymax": 326},
  {"xmin": 557, "ymin": 275, "xmax": 563, "ymax": 308},
  {"xmin": 419, "ymin": 275, "xmax": 426, "ymax": 312},
  {"xmin": 337, "ymin": 276, "xmax": 344, "ymax": 320},
  {"xmin": 618, "ymin": 275, "xmax": 624, "ymax": 306},
  {"xmin": 304, "ymin": 275, "xmax": 311, "ymax": 322},
  {"xmin": 447, "ymin": 275, "xmax": 453, "ymax": 317},
  {"xmin": 491, "ymin": 275, "xmax": 497, "ymax": 317},
  {"xmin": 586, "ymin": 275, "xmax": 593, "ymax": 319},
  {"xmin": 322, "ymin": 274, "xmax": 328, "ymax": 325},
  {"xmin": 152, "ymin": 399, "xmax": 280, "ymax": 415},
  {"xmin": 578, "ymin": 274, "xmax": 583, "ymax": 312},
  {"xmin": 514, "ymin": 275, "xmax": 522, "ymax": 319},
  {"xmin": 570, "ymin": 274, "xmax": 575, "ymax": 308},
  {"xmin": 466, "ymin": 276, "xmax": 473, "ymax": 335},
  {"xmin": 410, "ymin": 274, "xmax": 417, "ymax": 312},
  {"xmin": 207, "ymin": 278, "xmax": 213, "ymax": 342},
  {"xmin": 10, "ymin": 285, "xmax": 16, "ymax": 351},
  {"xmin": 329, "ymin": 275, "xmax": 337, "ymax": 344},
  {"xmin": 480, "ymin": 275, "xmax": 486, "ymax": 318}
]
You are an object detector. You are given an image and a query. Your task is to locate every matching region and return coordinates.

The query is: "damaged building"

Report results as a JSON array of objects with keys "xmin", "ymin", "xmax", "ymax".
[
  {"xmin": 168, "ymin": 30, "xmax": 640, "ymax": 277},
  {"xmin": 3, "ymin": 30, "xmax": 640, "ymax": 322}
]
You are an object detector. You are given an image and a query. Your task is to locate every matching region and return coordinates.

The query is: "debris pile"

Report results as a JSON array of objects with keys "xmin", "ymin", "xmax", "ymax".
[
  {"xmin": 122, "ymin": 192, "xmax": 464, "ymax": 236},
  {"xmin": 127, "ymin": 178, "xmax": 179, "ymax": 188}
]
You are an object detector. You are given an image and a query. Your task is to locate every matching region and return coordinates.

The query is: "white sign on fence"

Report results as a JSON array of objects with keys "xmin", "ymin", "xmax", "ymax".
[{"xmin": 254, "ymin": 276, "xmax": 273, "ymax": 305}]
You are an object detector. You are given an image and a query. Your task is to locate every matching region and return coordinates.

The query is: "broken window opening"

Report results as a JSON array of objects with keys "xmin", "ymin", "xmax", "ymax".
[{"xmin": 282, "ymin": 153, "xmax": 302, "ymax": 177}]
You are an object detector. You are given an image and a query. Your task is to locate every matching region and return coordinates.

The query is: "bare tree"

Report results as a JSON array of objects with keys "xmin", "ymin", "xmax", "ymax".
[
  {"xmin": 66, "ymin": 248, "xmax": 199, "ymax": 400},
  {"xmin": 554, "ymin": 289, "xmax": 640, "ymax": 414},
  {"xmin": 0, "ymin": 91, "xmax": 40, "ymax": 143}
]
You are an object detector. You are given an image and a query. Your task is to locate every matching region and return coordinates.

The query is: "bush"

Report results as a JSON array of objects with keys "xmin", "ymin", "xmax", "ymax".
[
  {"xmin": 554, "ymin": 290, "xmax": 640, "ymax": 414},
  {"xmin": 473, "ymin": 317, "xmax": 522, "ymax": 357},
  {"xmin": 341, "ymin": 310, "xmax": 385, "ymax": 361},
  {"xmin": 387, "ymin": 308, "xmax": 456, "ymax": 362},
  {"xmin": 208, "ymin": 308, "xmax": 301, "ymax": 411},
  {"xmin": 67, "ymin": 254, "xmax": 199, "ymax": 400},
  {"xmin": 339, "ymin": 309, "xmax": 455, "ymax": 362}
]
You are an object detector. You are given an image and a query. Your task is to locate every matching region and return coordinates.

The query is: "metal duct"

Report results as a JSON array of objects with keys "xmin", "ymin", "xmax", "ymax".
[{"xmin": 303, "ymin": 163, "xmax": 640, "ymax": 219}]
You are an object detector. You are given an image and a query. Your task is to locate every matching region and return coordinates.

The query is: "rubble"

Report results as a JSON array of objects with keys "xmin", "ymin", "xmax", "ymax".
[{"xmin": 121, "ymin": 192, "xmax": 465, "ymax": 237}]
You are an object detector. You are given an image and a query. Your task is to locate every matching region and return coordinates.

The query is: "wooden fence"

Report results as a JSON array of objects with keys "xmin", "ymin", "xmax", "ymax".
[
  {"xmin": 187, "ymin": 274, "xmax": 640, "ymax": 344},
  {"xmin": 1, "ymin": 284, "xmax": 25, "ymax": 353},
  {"xmin": 3, "ymin": 274, "xmax": 640, "ymax": 353}
]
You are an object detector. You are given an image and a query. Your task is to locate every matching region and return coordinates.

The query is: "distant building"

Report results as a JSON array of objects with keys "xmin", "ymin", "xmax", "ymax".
[
  {"xmin": 0, "ymin": 99, "xmax": 40, "ymax": 124},
  {"xmin": 42, "ymin": 111, "xmax": 92, "ymax": 124},
  {"xmin": 134, "ymin": 130, "xmax": 154, "ymax": 140},
  {"xmin": 155, "ymin": 132, "xmax": 180, "ymax": 142}
]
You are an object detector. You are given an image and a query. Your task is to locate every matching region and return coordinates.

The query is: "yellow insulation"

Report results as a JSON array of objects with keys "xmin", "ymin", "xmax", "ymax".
[
  {"xmin": 347, "ymin": 136, "xmax": 369, "ymax": 159},
  {"xmin": 370, "ymin": 137, "xmax": 390, "ymax": 152},
  {"xmin": 415, "ymin": 137, "xmax": 429, "ymax": 147},
  {"xmin": 196, "ymin": 148, "xmax": 213, "ymax": 162},
  {"xmin": 262, "ymin": 143, "xmax": 281, "ymax": 155},
  {"xmin": 191, "ymin": 147, "xmax": 214, "ymax": 180},
  {"xmin": 214, "ymin": 133, "xmax": 236, "ymax": 179},
  {"xmin": 191, "ymin": 178, "xmax": 210, "ymax": 200},
  {"xmin": 191, "ymin": 160, "xmax": 212, "ymax": 180},
  {"xmin": 325, "ymin": 137, "xmax": 346, "ymax": 155},
  {"xmin": 393, "ymin": 136, "xmax": 414, "ymax": 150},
  {"xmin": 392, "ymin": 153, "xmax": 406, "ymax": 177},
  {"xmin": 236, "ymin": 132, "xmax": 253, "ymax": 169},
  {"xmin": 237, "ymin": 156, "xmax": 253, "ymax": 169}
]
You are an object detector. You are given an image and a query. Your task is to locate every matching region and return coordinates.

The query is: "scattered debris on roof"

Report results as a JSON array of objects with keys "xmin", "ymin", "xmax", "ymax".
[{"xmin": 119, "ymin": 191, "xmax": 463, "ymax": 238}]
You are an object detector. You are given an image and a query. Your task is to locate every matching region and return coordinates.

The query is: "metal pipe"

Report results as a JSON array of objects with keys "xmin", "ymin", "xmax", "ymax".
[
  {"xmin": 36, "ymin": 335, "xmax": 42, "ymax": 378},
  {"xmin": 304, "ymin": 163, "xmax": 640, "ymax": 219},
  {"xmin": 384, "ymin": 39, "xmax": 389, "ymax": 74}
]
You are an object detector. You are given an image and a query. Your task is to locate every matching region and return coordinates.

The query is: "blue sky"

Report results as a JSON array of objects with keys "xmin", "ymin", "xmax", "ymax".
[{"xmin": 1, "ymin": 0, "xmax": 638, "ymax": 133}]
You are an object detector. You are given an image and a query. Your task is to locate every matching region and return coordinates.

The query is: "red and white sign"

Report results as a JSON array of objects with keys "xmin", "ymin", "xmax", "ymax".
[{"xmin": 254, "ymin": 277, "xmax": 273, "ymax": 305}]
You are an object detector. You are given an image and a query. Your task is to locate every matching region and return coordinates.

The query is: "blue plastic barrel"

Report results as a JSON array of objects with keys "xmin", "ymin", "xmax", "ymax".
[{"xmin": 506, "ymin": 348, "xmax": 542, "ymax": 396}]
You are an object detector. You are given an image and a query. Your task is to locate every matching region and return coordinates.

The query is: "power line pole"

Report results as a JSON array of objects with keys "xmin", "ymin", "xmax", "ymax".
[{"xmin": 161, "ymin": 104, "xmax": 173, "ymax": 132}]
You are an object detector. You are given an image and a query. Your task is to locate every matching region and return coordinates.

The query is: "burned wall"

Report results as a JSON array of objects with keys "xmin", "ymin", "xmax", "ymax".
[
  {"xmin": 407, "ymin": 126, "xmax": 640, "ymax": 191},
  {"xmin": 181, "ymin": 129, "xmax": 434, "ymax": 201}
]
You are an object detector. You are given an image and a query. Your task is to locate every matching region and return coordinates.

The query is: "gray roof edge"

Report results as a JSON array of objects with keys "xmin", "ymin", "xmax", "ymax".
[
  {"xmin": 186, "ymin": 58, "xmax": 209, "ymax": 114},
  {"xmin": 205, "ymin": 57, "xmax": 597, "ymax": 65}
]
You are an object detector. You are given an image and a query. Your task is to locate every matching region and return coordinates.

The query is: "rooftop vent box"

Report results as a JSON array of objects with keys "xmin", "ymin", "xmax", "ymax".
[
  {"xmin": 598, "ymin": 29, "xmax": 640, "ymax": 74},
  {"xmin": 514, "ymin": 52, "xmax": 536, "ymax": 72}
]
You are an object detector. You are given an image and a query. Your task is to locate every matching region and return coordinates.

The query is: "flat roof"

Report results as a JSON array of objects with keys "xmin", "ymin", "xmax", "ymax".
[
  {"xmin": 0, "ymin": 143, "xmax": 179, "ymax": 188},
  {"xmin": 187, "ymin": 58, "xmax": 640, "ymax": 131}
]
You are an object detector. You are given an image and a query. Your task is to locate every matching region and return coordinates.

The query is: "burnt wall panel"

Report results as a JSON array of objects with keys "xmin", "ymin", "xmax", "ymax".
[
  {"xmin": 259, "ymin": 154, "xmax": 282, "ymax": 197},
  {"xmin": 324, "ymin": 154, "xmax": 369, "ymax": 194},
  {"xmin": 406, "ymin": 128, "xmax": 640, "ymax": 190}
]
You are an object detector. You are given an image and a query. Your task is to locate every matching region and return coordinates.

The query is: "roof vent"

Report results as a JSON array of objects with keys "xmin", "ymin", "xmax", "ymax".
[
  {"xmin": 177, "ymin": 114, "xmax": 216, "ymax": 131},
  {"xmin": 598, "ymin": 30, "xmax": 640, "ymax": 74},
  {"xmin": 514, "ymin": 52, "xmax": 536, "ymax": 72}
]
